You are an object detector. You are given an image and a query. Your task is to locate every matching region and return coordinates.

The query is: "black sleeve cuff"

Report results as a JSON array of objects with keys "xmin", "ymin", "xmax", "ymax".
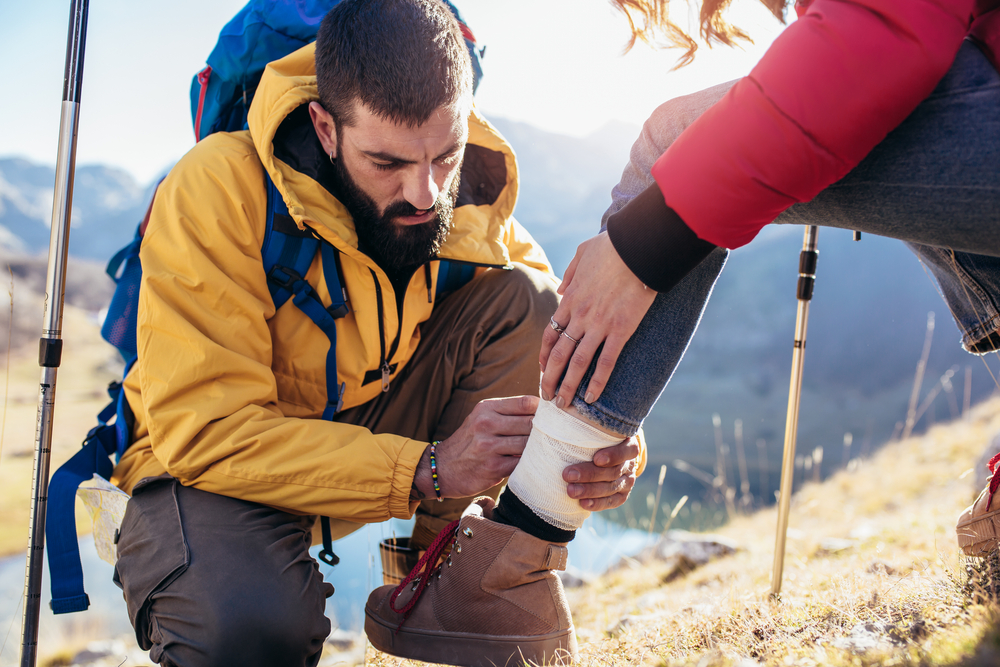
[{"xmin": 605, "ymin": 182, "xmax": 717, "ymax": 293}]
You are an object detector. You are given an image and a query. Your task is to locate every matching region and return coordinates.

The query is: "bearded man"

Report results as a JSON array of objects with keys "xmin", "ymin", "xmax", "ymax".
[{"xmin": 109, "ymin": 1, "xmax": 640, "ymax": 665}]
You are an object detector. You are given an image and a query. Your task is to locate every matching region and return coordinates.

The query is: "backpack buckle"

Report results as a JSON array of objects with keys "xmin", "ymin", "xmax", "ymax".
[
  {"xmin": 327, "ymin": 303, "xmax": 349, "ymax": 319},
  {"xmin": 267, "ymin": 265, "xmax": 301, "ymax": 290}
]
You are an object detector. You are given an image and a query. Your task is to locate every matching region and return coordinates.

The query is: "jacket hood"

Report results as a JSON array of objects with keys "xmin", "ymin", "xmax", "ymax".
[{"xmin": 247, "ymin": 42, "xmax": 518, "ymax": 268}]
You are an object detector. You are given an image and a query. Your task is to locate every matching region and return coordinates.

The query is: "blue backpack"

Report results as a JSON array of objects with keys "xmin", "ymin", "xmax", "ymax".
[{"xmin": 46, "ymin": 0, "xmax": 481, "ymax": 615}]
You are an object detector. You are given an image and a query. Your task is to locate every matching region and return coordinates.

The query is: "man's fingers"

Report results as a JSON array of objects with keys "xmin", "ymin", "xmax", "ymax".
[
  {"xmin": 485, "ymin": 394, "xmax": 539, "ymax": 417},
  {"xmin": 566, "ymin": 473, "xmax": 633, "ymax": 500},
  {"xmin": 483, "ymin": 415, "xmax": 534, "ymax": 443},
  {"xmin": 563, "ymin": 440, "xmax": 637, "ymax": 483},
  {"xmin": 563, "ymin": 460, "xmax": 623, "ymax": 485},
  {"xmin": 592, "ymin": 438, "xmax": 640, "ymax": 467},
  {"xmin": 490, "ymin": 451, "xmax": 522, "ymax": 479},
  {"xmin": 489, "ymin": 432, "xmax": 530, "ymax": 457},
  {"xmin": 580, "ymin": 491, "xmax": 629, "ymax": 512}
]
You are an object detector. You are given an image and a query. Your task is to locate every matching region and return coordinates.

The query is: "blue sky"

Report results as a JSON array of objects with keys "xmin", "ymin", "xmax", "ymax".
[{"xmin": 0, "ymin": 0, "xmax": 786, "ymax": 183}]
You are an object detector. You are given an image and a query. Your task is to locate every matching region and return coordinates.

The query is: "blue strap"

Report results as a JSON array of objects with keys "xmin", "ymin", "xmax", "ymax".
[
  {"xmin": 435, "ymin": 260, "xmax": 476, "ymax": 299},
  {"xmin": 289, "ymin": 275, "xmax": 345, "ymax": 418},
  {"xmin": 260, "ymin": 175, "xmax": 346, "ymax": 565},
  {"xmin": 114, "ymin": 360, "xmax": 137, "ymax": 463},
  {"xmin": 47, "ymin": 378, "xmax": 128, "ymax": 614},
  {"xmin": 262, "ymin": 175, "xmax": 320, "ymax": 311},
  {"xmin": 47, "ymin": 421, "xmax": 117, "ymax": 614},
  {"xmin": 105, "ymin": 234, "xmax": 141, "ymax": 282},
  {"xmin": 262, "ymin": 172, "xmax": 347, "ymax": 420},
  {"xmin": 100, "ymin": 227, "xmax": 143, "ymax": 366}
]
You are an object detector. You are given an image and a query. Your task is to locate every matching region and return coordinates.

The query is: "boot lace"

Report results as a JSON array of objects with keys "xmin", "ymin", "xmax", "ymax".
[
  {"xmin": 389, "ymin": 519, "xmax": 459, "ymax": 631},
  {"xmin": 987, "ymin": 453, "xmax": 1000, "ymax": 511}
]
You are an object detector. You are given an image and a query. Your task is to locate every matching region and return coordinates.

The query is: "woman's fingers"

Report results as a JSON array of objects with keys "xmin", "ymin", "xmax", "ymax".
[
  {"xmin": 558, "ymin": 244, "xmax": 583, "ymax": 296},
  {"xmin": 538, "ymin": 310, "xmax": 565, "ymax": 374},
  {"xmin": 540, "ymin": 330, "xmax": 581, "ymax": 400},
  {"xmin": 553, "ymin": 332, "xmax": 602, "ymax": 407},
  {"xmin": 540, "ymin": 232, "xmax": 654, "ymax": 406},
  {"xmin": 581, "ymin": 330, "xmax": 627, "ymax": 404}
]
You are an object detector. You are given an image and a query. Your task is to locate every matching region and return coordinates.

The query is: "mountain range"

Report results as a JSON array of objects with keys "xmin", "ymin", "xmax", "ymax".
[{"xmin": 1, "ymin": 117, "xmax": 994, "ymax": 509}]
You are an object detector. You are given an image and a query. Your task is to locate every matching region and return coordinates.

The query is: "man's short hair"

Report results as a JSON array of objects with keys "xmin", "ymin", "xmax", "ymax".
[{"xmin": 315, "ymin": 0, "xmax": 473, "ymax": 128}]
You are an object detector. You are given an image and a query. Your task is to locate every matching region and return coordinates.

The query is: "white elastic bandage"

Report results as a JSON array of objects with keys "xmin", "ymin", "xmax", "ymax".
[{"xmin": 507, "ymin": 399, "xmax": 622, "ymax": 531}]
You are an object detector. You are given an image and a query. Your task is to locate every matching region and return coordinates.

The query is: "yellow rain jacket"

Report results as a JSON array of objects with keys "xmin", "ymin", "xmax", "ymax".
[{"xmin": 111, "ymin": 43, "xmax": 554, "ymax": 526}]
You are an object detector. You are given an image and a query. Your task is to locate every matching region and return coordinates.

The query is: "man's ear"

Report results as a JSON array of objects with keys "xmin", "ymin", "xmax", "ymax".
[{"xmin": 309, "ymin": 101, "xmax": 338, "ymax": 159}]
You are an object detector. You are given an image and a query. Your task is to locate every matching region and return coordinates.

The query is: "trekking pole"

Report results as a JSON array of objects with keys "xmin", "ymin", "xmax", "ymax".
[
  {"xmin": 770, "ymin": 225, "xmax": 818, "ymax": 598},
  {"xmin": 19, "ymin": 0, "xmax": 90, "ymax": 664}
]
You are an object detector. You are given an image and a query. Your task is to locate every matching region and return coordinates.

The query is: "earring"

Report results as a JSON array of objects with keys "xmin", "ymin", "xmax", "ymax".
[{"xmin": 329, "ymin": 152, "xmax": 335, "ymax": 164}]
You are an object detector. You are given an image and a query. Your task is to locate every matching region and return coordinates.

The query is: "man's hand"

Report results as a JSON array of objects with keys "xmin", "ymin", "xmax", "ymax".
[
  {"xmin": 562, "ymin": 437, "xmax": 639, "ymax": 511},
  {"xmin": 413, "ymin": 395, "xmax": 538, "ymax": 501}
]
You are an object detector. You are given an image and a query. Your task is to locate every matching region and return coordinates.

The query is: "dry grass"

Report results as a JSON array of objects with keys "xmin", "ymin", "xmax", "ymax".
[
  {"xmin": 5, "ymin": 282, "xmax": 999, "ymax": 666},
  {"xmin": 0, "ymin": 305, "xmax": 119, "ymax": 557},
  {"xmin": 365, "ymin": 396, "xmax": 1000, "ymax": 667}
]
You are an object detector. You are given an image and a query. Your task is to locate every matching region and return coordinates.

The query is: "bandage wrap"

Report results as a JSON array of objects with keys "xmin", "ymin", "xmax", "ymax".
[{"xmin": 507, "ymin": 400, "xmax": 622, "ymax": 531}]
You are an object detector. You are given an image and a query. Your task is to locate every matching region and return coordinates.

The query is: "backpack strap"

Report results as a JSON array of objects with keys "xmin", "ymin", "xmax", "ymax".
[
  {"xmin": 435, "ymin": 260, "xmax": 477, "ymax": 301},
  {"xmin": 46, "ymin": 382, "xmax": 121, "ymax": 613},
  {"xmin": 261, "ymin": 174, "xmax": 348, "ymax": 420},
  {"xmin": 260, "ymin": 175, "xmax": 347, "ymax": 566}
]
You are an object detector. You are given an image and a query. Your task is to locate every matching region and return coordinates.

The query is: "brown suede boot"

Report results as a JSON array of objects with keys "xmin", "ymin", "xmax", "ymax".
[
  {"xmin": 365, "ymin": 497, "xmax": 577, "ymax": 666},
  {"xmin": 957, "ymin": 452, "xmax": 1000, "ymax": 556}
]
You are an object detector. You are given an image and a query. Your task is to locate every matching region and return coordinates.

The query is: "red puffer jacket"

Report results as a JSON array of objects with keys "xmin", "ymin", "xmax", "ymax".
[{"xmin": 650, "ymin": 0, "xmax": 1000, "ymax": 250}]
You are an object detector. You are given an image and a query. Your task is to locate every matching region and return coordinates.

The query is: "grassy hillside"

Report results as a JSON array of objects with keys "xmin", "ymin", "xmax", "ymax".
[
  {"xmin": 367, "ymin": 395, "xmax": 1000, "ymax": 667},
  {"xmin": 4, "ymin": 278, "xmax": 999, "ymax": 666}
]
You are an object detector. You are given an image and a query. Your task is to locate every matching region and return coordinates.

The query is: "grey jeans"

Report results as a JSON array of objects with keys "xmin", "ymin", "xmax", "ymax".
[
  {"xmin": 574, "ymin": 39, "xmax": 1000, "ymax": 435},
  {"xmin": 113, "ymin": 264, "xmax": 558, "ymax": 666}
]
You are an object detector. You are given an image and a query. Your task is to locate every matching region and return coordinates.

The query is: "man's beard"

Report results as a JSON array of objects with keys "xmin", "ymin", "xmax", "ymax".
[{"xmin": 330, "ymin": 151, "xmax": 459, "ymax": 271}]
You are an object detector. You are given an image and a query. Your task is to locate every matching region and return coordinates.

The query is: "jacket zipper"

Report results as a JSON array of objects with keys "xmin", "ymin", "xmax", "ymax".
[
  {"xmin": 368, "ymin": 268, "xmax": 404, "ymax": 392},
  {"xmin": 370, "ymin": 259, "xmax": 495, "ymax": 391}
]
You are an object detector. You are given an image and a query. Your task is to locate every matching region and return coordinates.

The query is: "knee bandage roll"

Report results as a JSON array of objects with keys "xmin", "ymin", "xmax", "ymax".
[{"xmin": 507, "ymin": 399, "xmax": 623, "ymax": 531}]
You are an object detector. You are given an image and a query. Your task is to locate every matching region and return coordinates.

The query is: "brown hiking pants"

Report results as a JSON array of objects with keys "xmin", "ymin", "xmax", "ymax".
[{"xmin": 113, "ymin": 265, "xmax": 558, "ymax": 666}]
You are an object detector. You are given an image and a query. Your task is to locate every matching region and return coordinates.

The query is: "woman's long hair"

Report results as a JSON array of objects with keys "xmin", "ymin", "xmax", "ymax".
[{"xmin": 610, "ymin": 0, "xmax": 788, "ymax": 67}]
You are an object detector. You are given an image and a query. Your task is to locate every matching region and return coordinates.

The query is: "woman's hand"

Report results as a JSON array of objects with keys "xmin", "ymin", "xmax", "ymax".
[{"xmin": 540, "ymin": 231, "xmax": 655, "ymax": 407}]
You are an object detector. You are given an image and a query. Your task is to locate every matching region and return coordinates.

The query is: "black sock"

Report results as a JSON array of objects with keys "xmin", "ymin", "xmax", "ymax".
[{"xmin": 492, "ymin": 487, "xmax": 576, "ymax": 543}]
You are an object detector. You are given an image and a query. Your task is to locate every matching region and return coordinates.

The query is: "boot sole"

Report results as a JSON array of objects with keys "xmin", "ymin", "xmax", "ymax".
[
  {"xmin": 957, "ymin": 507, "xmax": 1000, "ymax": 556},
  {"xmin": 365, "ymin": 604, "xmax": 578, "ymax": 666}
]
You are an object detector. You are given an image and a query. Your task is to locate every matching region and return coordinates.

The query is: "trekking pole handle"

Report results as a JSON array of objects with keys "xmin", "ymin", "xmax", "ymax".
[
  {"xmin": 20, "ymin": 1, "xmax": 89, "ymax": 664},
  {"xmin": 796, "ymin": 233, "xmax": 819, "ymax": 302}
]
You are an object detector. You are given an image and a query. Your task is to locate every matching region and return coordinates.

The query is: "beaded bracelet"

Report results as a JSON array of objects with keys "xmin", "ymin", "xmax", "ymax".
[{"xmin": 429, "ymin": 441, "xmax": 443, "ymax": 502}]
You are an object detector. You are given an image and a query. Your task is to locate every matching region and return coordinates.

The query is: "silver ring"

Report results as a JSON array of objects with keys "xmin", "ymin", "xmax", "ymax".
[
  {"xmin": 549, "ymin": 317, "xmax": 565, "ymax": 334},
  {"xmin": 560, "ymin": 331, "xmax": 580, "ymax": 344}
]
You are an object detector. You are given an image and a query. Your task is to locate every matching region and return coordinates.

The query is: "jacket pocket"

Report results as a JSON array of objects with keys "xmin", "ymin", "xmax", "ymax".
[{"xmin": 112, "ymin": 475, "xmax": 190, "ymax": 650}]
